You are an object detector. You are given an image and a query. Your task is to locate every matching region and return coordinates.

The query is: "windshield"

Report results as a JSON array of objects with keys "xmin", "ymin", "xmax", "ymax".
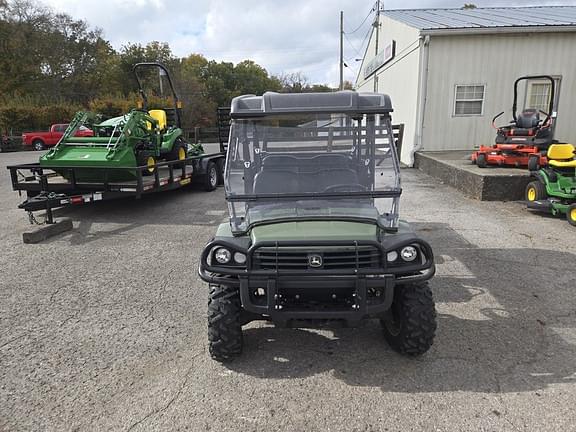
[{"xmin": 224, "ymin": 113, "xmax": 401, "ymax": 234}]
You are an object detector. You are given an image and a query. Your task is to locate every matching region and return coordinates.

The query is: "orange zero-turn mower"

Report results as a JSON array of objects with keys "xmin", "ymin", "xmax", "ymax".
[{"xmin": 471, "ymin": 75, "xmax": 556, "ymax": 169}]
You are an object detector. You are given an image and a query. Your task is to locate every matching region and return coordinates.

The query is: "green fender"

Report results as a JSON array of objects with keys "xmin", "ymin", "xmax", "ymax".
[{"xmin": 161, "ymin": 128, "xmax": 183, "ymax": 152}]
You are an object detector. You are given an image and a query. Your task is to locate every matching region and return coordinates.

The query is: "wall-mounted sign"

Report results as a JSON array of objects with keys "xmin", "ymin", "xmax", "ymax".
[{"xmin": 363, "ymin": 40, "xmax": 396, "ymax": 80}]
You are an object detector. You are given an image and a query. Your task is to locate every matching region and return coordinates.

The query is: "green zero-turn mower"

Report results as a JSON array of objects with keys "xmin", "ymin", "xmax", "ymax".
[
  {"xmin": 526, "ymin": 143, "xmax": 576, "ymax": 226},
  {"xmin": 40, "ymin": 62, "xmax": 202, "ymax": 182}
]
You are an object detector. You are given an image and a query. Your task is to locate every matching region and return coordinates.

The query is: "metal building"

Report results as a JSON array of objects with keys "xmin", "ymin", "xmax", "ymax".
[{"xmin": 355, "ymin": 6, "xmax": 576, "ymax": 165}]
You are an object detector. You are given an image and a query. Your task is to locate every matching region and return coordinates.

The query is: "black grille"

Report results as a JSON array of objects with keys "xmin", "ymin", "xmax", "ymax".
[{"xmin": 252, "ymin": 246, "xmax": 381, "ymax": 271}]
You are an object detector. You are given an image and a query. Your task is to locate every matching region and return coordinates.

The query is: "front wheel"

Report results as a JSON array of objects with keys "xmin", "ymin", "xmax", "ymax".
[
  {"xmin": 381, "ymin": 282, "xmax": 436, "ymax": 356},
  {"xmin": 208, "ymin": 285, "xmax": 243, "ymax": 362},
  {"xmin": 136, "ymin": 152, "xmax": 156, "ymax": 176},
  {"xmin": 203, "ymin": 161, "xmax": 218, "ymax": 191},
  {"xmin": 567, "ymin": 204, "xmax": 576, "ymax": 227}
]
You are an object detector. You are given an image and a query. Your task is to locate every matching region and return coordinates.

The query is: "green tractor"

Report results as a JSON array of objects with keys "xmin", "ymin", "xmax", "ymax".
[
  {"xmin": 40, "ymin": 62, "xmax": 199, "ymax": 182},
  {"xmin": 526, "ymin": 143, "xmax": 576, "ymax": 226},
  {"xmin": 199, "ymin": 91, "xmax": 437, "ymax": 361}
]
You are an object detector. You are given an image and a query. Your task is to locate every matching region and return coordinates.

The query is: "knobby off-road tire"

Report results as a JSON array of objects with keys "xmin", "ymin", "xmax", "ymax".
[
  {"xmin": 381, "ymin": 282, "xmax": 437, "ymax": 356},
  {"xmin": 208, "ymin": 284, "xmax": 243, "ymax": 362}
]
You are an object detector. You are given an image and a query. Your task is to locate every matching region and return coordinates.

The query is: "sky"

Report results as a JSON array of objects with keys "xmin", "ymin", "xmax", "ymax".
[{"xmin": 42, "ymin": 0, "xmax": 576, "ymax": 86}]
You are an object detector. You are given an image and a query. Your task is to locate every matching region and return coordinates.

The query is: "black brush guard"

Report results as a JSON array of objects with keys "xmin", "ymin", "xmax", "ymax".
[{"xmin": 199, "ymin": 239, "xmax": 435, "ymax": 323}]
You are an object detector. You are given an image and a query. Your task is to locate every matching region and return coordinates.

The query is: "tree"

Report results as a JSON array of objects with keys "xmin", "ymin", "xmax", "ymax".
[{"xmin": 462, "ymin": 4, "xmax": 477, "ymax": 9}]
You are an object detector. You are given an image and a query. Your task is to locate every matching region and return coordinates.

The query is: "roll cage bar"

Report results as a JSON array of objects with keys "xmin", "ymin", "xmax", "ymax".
[{"xmin": 133, "ymin": 62, "xmax": 182, "ymax": 128}]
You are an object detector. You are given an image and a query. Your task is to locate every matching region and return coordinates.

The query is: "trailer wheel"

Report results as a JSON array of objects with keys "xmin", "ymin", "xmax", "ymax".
[
  {"xmin": 208, "ymin": 284, "xmax": 243, "ymax": 362},
  {"xmin": 567, "ymin": 204, "xmax": 576, "ymax": 227},
  {"xmin": 525, "ymin": 181, "xmax": 546, "ymax": 202},
  {"xmin": 203, "ymin": 161, "xmax": 218, "ymax": 191},
  {"xmin": 381, "ymin": 282, "xmax": 436, "ymax": 356},
  {"xmin": 32, "ymin": 139, "xmax": 45, "ymax": 151},
  {"xmin": 476, "ymin": 153, "xmax": 487, "ymax": 168}
]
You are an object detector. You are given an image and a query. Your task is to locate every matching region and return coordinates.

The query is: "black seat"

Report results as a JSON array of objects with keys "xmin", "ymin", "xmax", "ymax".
[
  {"xmin": 516, "ymin": 109, "xmax": 540, "ymax": 129},
  {"xmin": 261, "ymin": 155, "xmax": 300, "ymax": 169},
  {"xmin": 253, "ymin": 170, "xmax": 299, "ymax": 194}
]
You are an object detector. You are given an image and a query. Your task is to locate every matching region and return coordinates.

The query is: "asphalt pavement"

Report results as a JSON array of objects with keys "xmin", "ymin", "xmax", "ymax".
[{"xmin": 1, "ymin": 150, "xmax": 575, "ymax": 431}]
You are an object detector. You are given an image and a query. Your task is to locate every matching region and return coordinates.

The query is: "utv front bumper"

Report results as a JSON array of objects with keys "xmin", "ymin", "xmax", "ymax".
[{"xmin": 199, "ymin": 239, "xmax": 435, "ymax": 323}]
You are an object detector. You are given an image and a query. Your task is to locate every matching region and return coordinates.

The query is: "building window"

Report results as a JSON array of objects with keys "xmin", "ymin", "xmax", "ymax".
[
  {"xmin": 454, "ymin": 85, "xmax": 485, "ymax": 116},
  {"xmin": 526, "ymin": 82, "xmax": 551, "ymax": 113}
]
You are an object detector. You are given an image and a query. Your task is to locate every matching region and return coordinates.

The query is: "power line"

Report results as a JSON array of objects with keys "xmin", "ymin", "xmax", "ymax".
[
  {"xmin": 344, "ymin": 6, "xmax": 375, "ymax": 35},
  {"xmin": 343, "ymin": 32, "xmax": 363, "ymax": 57}
]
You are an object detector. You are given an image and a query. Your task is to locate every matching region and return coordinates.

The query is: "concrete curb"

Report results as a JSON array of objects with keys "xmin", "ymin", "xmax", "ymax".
[{"xmin": 414, "ymin": 151, "xmax": 532, "ymax": 201}]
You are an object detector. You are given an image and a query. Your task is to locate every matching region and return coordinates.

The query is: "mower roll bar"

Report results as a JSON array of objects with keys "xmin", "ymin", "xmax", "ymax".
[
  {"xmin": 133, "ymin": 62, "xmax": 182, "ymax": 128},
  {"xmin": 512, "ymin": 75, "xmax": 555, "ymax": 126}
]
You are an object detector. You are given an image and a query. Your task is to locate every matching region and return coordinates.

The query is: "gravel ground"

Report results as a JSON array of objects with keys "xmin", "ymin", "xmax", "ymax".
[{"xmin": 1, "ymin": 150, "xmax": 575, "ymax": 431}]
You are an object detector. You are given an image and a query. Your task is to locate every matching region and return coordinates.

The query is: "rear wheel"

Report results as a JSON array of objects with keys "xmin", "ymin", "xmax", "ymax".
[
  {"xmin": 527, "ymin": 155, "xmax": 540, "ymax": 172},
  {"xmin": 525, "ymin": 181, "xmax": 547, "ymax": 202},
  {"xmin": 167, "ymin": 137, "xmax": 187, "ymax": 162},
  {"xmin": 476, "ymin": 153, "xmax": 487, "ymax": 168},
  {"xmin": 567, "ymin": 204, "xmax": 576, "ymax": 227},
  {"xmin": 208, "ymin": 284, "xmax": 243, "ymax": 362},
  {"xmin": 32, "ymin": 139, "xmax": 45, "ymax": 151},
  {"xmin": 381, "ymin": 282, "xmax": 436, "ymax": 356},
  {"xmin": 203, "ymin": 161, "xmax": 218, "ymax": 191}
]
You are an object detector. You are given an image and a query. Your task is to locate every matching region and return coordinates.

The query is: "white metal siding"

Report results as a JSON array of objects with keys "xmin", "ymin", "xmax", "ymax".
[
  {"xmin": 423, "ymin": 32, "xmax": 576, "ymax": 151},
  {"xmin": 355, "ymin": 16, "xmax": 421, "ymax": 163}
]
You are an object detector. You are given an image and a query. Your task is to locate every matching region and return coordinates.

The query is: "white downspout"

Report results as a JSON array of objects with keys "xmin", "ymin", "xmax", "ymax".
[{"xmin": 409, "ymin": 34, "xmax": 430, "ymax": 167}]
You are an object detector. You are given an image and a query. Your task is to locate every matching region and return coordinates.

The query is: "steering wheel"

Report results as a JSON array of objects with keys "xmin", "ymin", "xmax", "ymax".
[{"xmin": 322, "ymin": 183, "xmax": 367, "ymax": 193}]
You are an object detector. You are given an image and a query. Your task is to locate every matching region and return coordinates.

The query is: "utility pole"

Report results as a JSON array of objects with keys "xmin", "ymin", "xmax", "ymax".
[
  {"xmin": 373, "ymin": 0, "xmax": 381, "ymax": 92},
  {"xmin": 374, "ymin": 0, "xmax": 381, "ymax": 56},
  {"xmin": 339, "ymin": 10, "xmax": 344, "ymax": 91}
]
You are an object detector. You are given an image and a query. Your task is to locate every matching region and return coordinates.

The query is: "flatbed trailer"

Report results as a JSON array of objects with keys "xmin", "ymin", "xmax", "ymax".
[{"xmin": 8, "ymin": 152, "xmax": 225, "ymax": 223}]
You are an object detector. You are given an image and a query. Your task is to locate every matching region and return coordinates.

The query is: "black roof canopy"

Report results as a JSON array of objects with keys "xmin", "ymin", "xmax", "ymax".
[{"xmin": 230, "ymin": 91, "xmax": 393, "ymax": 118}]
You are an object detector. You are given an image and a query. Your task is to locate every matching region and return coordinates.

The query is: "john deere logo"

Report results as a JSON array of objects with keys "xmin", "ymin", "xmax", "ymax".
[{"xmin": 308, "ymin": 254, "xmax": 323, "ymax": 268}]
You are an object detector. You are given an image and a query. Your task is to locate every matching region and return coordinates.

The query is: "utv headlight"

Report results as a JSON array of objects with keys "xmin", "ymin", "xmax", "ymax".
[
  {"xmin": 386, "ymin": 251, "xmax": 398, "ymax": 262},
  {"xmin": 233, "ymin": 252, "xmax": 247, "ymax": 264},
  {"xmin": 214, "ymin": 248, "xmax": 232, "ymax": 264},
  {"xmin": 400, "ymin": 246, "xmax": 418, "ymax": 262}
]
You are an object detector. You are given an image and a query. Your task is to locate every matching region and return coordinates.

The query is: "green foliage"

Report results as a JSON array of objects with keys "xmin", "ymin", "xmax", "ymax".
[{"xmin": 0, "ymin": 95, "xmax": 81, "ymax": 133}]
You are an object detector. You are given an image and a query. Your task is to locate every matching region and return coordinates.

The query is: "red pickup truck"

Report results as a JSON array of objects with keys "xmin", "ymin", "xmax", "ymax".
[{"xmin": 22, "ymin": 124, "xmax": 93, "ymax": 151}]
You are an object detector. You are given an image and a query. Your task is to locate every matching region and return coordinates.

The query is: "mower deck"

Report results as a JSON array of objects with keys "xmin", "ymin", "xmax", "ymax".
[{"xmin": 471, "ymin": 145, "xmax": 547, "ymax": 168}]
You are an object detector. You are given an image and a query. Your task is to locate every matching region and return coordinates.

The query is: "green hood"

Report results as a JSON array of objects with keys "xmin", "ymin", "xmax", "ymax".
[{"xmin": 250, "ymin": 221, "xmax": 378, "ymax": 243}]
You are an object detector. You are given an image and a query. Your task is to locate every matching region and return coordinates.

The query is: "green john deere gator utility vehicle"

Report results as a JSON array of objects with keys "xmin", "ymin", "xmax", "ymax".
[
  {"xmin": 199, "ymin": 91, "xmax": 437, "ymax": 361},
  {"xmin": 526, "ymin": 143, "xmax": 576, "ymax": 226},
  {"xmin": 40, "ymin": 62, "xmax": 199, "ymax": 182}
]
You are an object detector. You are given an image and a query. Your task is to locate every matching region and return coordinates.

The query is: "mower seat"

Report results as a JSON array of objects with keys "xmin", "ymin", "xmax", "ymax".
[
  {"xmin": 516, "ymin": 109, "xmax": 540, "ymax": 129},
  {"xmin": 148, "ymin": 110, "xmax": 167, "ymax": 131},
  {"xmin": 548, "ymin": 144, "xmax": 576, "ymax": 168}
]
